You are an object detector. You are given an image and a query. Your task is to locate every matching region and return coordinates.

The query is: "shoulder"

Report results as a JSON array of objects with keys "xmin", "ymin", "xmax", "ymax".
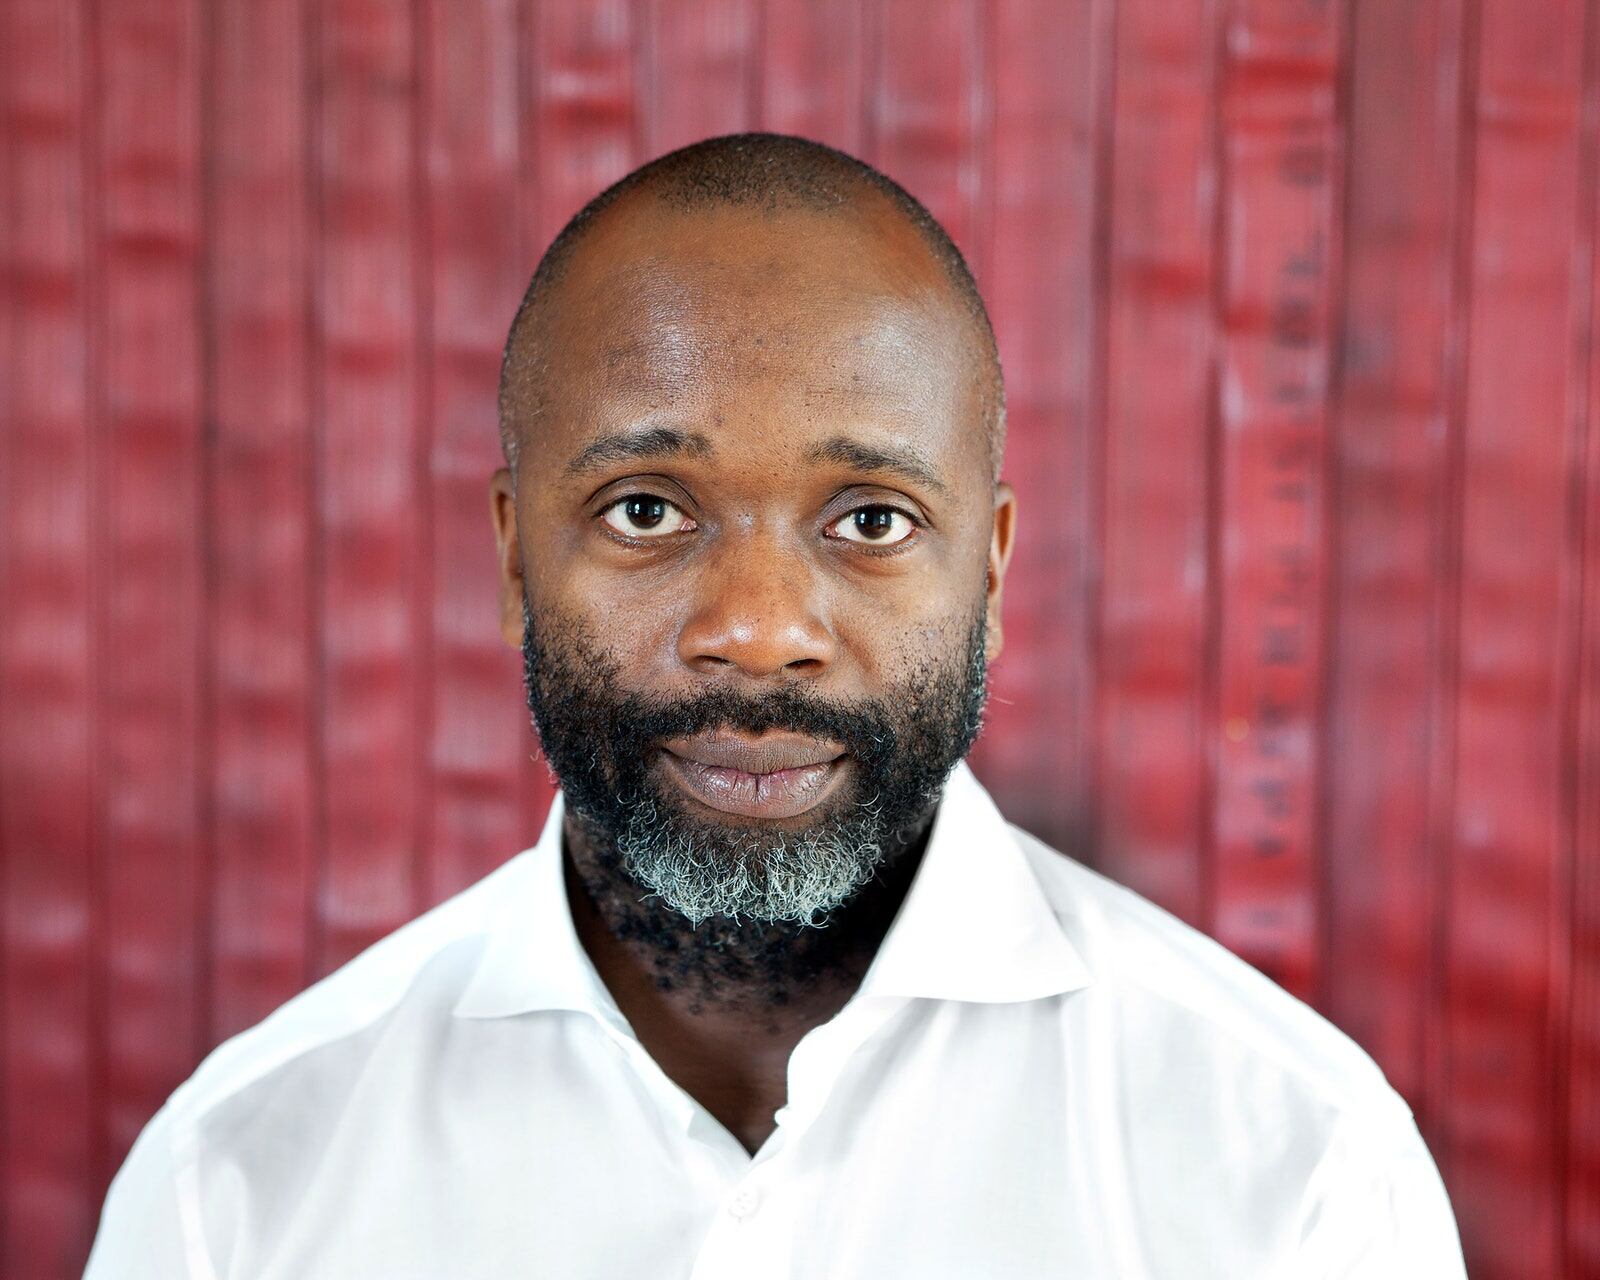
[
  {"xmin": 1000, "ymin": 824, "xmax": 1468, "ymax": 1269},
  {"xmin": 86, "ymin": 853, "xmax": 532, "ymax": 1276},
  {"xmin": 140, "ymin": 848, "xmax": 528, "ymax": 1147},
  {"xmin": 1007, "ymin": 823, "xmax": 1408, "ymax": 1123}
]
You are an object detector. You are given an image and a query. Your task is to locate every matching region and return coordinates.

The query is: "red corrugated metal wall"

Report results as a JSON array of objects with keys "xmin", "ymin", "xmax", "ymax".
[{"xmin": 1, "ymin": 1, "xmax": 1597, "ymax": 1274}]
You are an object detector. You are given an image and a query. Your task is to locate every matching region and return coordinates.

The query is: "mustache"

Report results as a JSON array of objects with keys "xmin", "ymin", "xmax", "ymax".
[
  {"xmin": 518, "ymin": 595, "xmax": 991, "ymax": 791},
  {"xmin": 563, "ymin": 680, "xmax": 902, "ymax": 772}
]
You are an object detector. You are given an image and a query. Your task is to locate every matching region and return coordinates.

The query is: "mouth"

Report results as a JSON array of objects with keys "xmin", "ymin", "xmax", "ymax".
[{"xmin": 657, "ymin": 731, "xmax": 849, "ymax": 821}]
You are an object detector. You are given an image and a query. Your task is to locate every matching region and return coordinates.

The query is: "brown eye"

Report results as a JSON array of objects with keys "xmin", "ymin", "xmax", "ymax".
[
  {"xmin": 828, "ymin": 505, "xmax": 916, "ymax": 547},
  {"xmin": 600, "ymin": 494, "xmax": 695, "ymax": 538}
]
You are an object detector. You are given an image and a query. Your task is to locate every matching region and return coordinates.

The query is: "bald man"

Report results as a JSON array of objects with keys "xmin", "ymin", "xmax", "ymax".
[{"xmin": 86, "ymin": 134, "xmax": 1464, "ymax": 1279}]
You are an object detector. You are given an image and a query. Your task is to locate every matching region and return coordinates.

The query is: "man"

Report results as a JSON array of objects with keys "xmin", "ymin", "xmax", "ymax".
[{"xmin": 87, "ymin": 134, "xmax": 1464, "ymax": 1278}]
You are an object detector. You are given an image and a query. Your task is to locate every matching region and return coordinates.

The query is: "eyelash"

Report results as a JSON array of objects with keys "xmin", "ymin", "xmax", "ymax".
[{"xmin": 596, "ymin": 494, "xmax": 923, "ymax": 555}]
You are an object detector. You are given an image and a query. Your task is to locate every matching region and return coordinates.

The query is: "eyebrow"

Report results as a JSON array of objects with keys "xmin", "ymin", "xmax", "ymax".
[
  {"xmin": 805, "ymin": 435, "xmax": 950, "ymax": 496},
  {"xmin": 562, "ymin": 425, "xmax": 949, "ymax": 497},
  {"xmin": 564, "ymin": 426, "xmax": 714, "ymax": 477}
]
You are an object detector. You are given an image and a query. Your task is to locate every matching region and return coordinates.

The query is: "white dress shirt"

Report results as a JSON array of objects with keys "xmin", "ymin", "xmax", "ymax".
[{"xmin": 85, "ymin": 760, "xmax": 1465, "ymax": 1278}]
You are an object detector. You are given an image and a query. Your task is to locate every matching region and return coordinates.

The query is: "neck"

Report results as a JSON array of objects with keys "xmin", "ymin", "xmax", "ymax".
[{"xmin": 561, "ymin": 804, "xmax": 937, "ymax": 1156}]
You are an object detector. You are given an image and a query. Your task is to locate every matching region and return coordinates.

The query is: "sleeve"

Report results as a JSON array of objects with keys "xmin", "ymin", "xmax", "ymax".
[
  {"xmin": 1293, "ymin": 1108, "xmax": 1467, "ymax": 1279},
  {"xmin": 82, "ymin": 1106, "xmax": 213, "ymax": 1280}
]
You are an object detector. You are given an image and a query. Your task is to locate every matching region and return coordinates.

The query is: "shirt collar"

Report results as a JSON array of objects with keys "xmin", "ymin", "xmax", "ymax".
[
  {"xmin": 855, "ymin": 758, "xmax": 1091, "ymax": 1003},
  {"xmin": 452, "ymin": 788, "xmax": 628, "ymax": 1027},
  {"xmin": 453, "ymin": 758, "xmax": 1091, "ymax": 1022}
]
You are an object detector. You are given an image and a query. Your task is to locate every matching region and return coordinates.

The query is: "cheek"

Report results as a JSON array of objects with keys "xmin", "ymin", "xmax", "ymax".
[
  {"xmin": 839, "ymin": 602, "xmax": 980, "ymax": 690},
  {"xmin": 544, "ymin": 568, "xmax": 684, "ymax": 675}
]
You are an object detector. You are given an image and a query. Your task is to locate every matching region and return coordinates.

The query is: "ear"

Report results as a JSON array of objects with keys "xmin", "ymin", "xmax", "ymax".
[
  {"xmin": 984, "ymin": 481, "xmax": 1017, "ymax": 664},
  {"xmin": 489, "ymin": 468, "xmax": 526, "ymax": 649}
]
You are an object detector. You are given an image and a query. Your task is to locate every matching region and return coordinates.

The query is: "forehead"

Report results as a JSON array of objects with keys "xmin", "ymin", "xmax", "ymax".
[{"xmin": 515, "ymin": 196, "xmax": 988, "ymax": 477}]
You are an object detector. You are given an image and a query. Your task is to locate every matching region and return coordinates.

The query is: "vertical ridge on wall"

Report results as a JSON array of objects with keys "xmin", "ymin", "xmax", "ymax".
[
  {"xmin": 1208, "ymin": 0, "xmax": 1345, "ymax": 1002},
  {"xmin": 1096, "ymin": 0, "xmax": 1220, "ymax": 927},
  {"xmin": 974, "ymin": 0, "xmax": 1113, "ymax": 855},
  {"xmin": 1570, "ymin": 92, "xmax": 1600, "ymax": 1259},
  {"xmin": 205, "ymin": 0, "xmax": 318, "ymax": 1044},
  {"xmin": 1558, "ymin": 7, "xmax": 1600, "ymax": 1266},
  {"xmin": 867, "ymin": 0, "xmax": 989, "ymax": 279},
  {"xmin": 1083, "ymin": 0, "xmax": 1120, "ymax": 882},
  {"xmin": 93, "ymin": 0, "xmax": 206, "ymax": 1181},
  {"xmin": 420, "ymin": 0, "xmax": 526, "ymax": 904},
  {"xmin": 642, "ymin": 0, "xmax": 761, "ymax": 153},
  {"xmin": 521, "ymin": 0, "xmax": 642, "ymax": 320},
  {"xmin": 1427, "ymin": 0, "xmax": 1481, "ymax": 1188},
  {"xmin": 410, "ymin": 0, "xmax": 437, "ymax": 952},
  {"xmin": 1445, "ymin": 0, "xmax": 1589, "ymax": 1269},
  {"xmin": 1324, "ymin": 0, "xmax": 1467, "ymax": 1115},
  {"xmin": 759, "ymin": 0, "xmax": 866, "ymax": 147},
  {"xmin": 1201, "ymin": 1, "xmax": 1225, "ymax": 945},
  {"xmin": 311, "ymin": 0, "xmax": 426, "ymax": 976},
  {"xmin": 0, "ymin": 2, "xmax": 98, "ymax": 1271}
]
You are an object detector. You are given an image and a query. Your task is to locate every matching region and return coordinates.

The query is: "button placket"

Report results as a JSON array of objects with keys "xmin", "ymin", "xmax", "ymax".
[{"xmin": 724, "ymin": 1185, "xmax": 762, "ymax": 1220}]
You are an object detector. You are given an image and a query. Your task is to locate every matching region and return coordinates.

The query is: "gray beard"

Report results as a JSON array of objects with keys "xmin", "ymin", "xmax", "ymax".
[{"xmin": 608, "ymin": 779, "xmax": 893, "ymax": 928}]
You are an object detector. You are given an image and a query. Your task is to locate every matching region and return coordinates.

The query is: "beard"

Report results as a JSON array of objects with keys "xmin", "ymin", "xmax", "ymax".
[{"xmin": 519, "ymin": 595, "xmax": 990, "ymax": 938}]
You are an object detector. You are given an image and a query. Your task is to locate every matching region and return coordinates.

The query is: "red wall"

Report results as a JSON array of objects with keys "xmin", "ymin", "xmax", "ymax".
[{"xmin": 2, "ymin": 1, "xmax": 1597, "ymax": 1275}]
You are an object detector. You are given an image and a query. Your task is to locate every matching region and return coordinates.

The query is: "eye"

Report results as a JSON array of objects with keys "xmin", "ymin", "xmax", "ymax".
[
  {"xmin": 827, "ymin": 504, "xmax": 919, "ymax": 548},
  {"xmin": 599, "ymin": 493, "xmax": 696, "ymax": 539}
]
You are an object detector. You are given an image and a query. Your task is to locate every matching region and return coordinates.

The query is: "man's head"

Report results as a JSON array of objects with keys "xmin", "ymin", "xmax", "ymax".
[
  {"xmin": 491, "ymin": 132, "xmax": 1016, "ymax": 937},
  {"xmin": 498, "ymin": 133, "xmax": 1007, "ymax": 482}
]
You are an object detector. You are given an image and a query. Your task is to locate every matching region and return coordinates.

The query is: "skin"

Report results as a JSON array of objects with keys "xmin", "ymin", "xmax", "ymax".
[{"xmin": 490, "ymin": 190, "xmax": 1017, "ymax": 1154}]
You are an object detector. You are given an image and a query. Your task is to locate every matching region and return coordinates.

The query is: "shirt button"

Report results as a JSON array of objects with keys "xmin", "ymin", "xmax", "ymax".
[{"xmin": 725, "ymin": 1186, "xmax": 762, "ymax": 1220}]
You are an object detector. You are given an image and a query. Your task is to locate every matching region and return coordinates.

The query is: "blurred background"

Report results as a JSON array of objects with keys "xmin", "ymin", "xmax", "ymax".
[{"xmin": 2, "ymin": 0, "xmax": 1597, "ymax": 1275}]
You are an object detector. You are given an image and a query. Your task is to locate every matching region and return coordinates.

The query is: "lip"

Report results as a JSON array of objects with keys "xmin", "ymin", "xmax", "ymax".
[{"xmin": 658, "ymin": 731, "xmax": 848, "ymax": 820}]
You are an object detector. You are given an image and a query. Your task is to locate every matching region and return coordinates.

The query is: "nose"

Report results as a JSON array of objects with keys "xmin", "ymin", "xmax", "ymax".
[{"xmin": 677, "ymin": 530, "xmax": 837, "ymax": 680}]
